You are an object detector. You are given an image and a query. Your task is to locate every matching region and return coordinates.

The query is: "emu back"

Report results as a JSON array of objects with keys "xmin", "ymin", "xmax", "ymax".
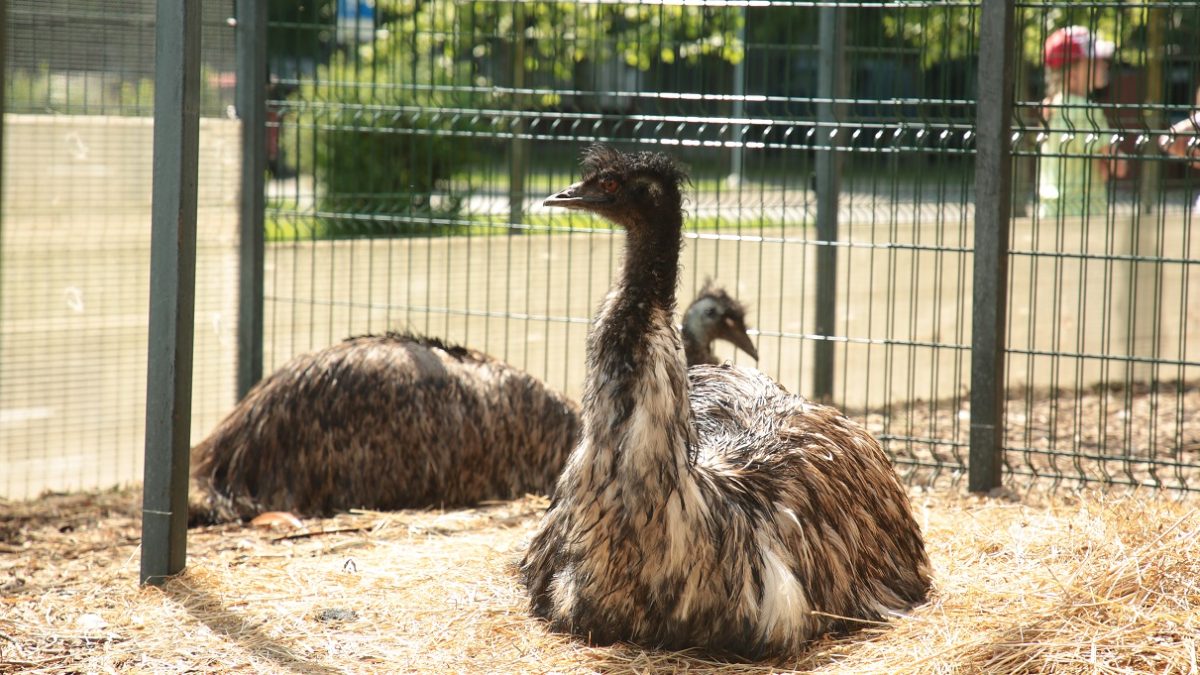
[{"xmin": 189, "ymin": 333, "xmax": 580, "ymax": 523}]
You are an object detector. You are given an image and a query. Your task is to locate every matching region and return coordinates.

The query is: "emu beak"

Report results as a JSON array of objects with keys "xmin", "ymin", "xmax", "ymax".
[
  {"xmin": 723, "ymin": 317, "xmax": 759, "ymax": 361},
  {"xmin": 543, "ymin": 181, "xmax": 610, "ymax": 210}
]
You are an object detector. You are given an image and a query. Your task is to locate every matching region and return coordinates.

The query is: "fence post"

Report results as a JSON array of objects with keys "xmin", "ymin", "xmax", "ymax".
[
  {"xmin": 508, "ymin": 2, "xmax": 527, "ymax": 228},
  {"xmin": 813, "ymin": 3, "xmax": 844, "ymax": 402},
  {"xmin": 968, "ymin": 0, "xmax": 1015, "ymax": 493},
  {"xmin": 728, "ymin": 6, "xmax": 747, "ymax": 184},
  {"xmin": 141, "ymin": 0, "xmax": 202, "ymax": 585},
  {"xmin": 237, "ymin": 0, "xmax": 268, "ymax": 399},
  {"xmin": 1, "ymin": 0, "xmax": 6, "ymax": 335}
]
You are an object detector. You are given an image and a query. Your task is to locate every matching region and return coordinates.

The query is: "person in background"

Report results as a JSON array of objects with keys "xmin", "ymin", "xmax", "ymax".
[
  {"xmin": 1038, "ymin": 26, "xmax": 1129, "ymax": 219},
  {"xmin": 1158, "ymin": 85, "xmax": 1200, "ymax": 214}
]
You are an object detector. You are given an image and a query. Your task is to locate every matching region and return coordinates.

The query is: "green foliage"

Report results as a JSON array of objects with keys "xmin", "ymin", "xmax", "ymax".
[
  {"xmin": 876, "ymin": 3, "xmax": 1198, "ymax": 70},
  {"xmin": 282, "ymin": 11, "xmax": 489, "ymax": 238},
  {"xmin": 381, "ymin": 1, "xmax": 745, "ymax": 81},
  {"xmin": 281, "ymin": 1, "xmax": 747, "ymax": 239},
  {"xmin": 6, "ymin": 64, "xmax": 228, "ymax": 116}
]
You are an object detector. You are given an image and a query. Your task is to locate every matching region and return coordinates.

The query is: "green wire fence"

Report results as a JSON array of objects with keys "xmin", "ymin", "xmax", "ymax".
[{"xmin": 1, "ymin": 0, "xmax": 1198, "ymax": 503}]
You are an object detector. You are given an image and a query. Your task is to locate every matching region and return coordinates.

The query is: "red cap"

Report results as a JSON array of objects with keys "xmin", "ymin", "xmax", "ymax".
[{"xmin": 1044, "ymin": 26, "xmax": 1115, "ymax": 69}]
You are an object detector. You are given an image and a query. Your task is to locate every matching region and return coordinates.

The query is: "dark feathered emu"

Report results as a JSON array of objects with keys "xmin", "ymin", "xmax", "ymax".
[
  {"xmin": 188, "ymin": 333, "xmax": 580, "ymax": 524},
  {"xmin": 520, "ymin": 145, "xmax": 931, "ymax": 658},
  {"xmin": 188, "ymin": 293, "xmax": 757, "ymax": 525}
]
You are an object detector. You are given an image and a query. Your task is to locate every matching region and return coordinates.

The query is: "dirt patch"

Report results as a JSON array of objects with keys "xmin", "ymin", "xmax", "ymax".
[{"xmin": 872, "ymin": 380, "xmax": 1200, "ymax": 492}]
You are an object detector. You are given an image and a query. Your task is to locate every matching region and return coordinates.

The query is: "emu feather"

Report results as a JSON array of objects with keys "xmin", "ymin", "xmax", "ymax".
[
  {"xmin": 187, "ymin": 333, "xmax": 579, "ymax": 524},
  {"xmin": 521, "ymin": 145, "xmax": 931, "ymax": 658},
  {"xmin": 188, "ymin": 288, "xmax": 756, "ymax": 524}
]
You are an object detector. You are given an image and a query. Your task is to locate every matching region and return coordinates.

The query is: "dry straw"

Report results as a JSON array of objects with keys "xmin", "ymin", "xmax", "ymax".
[{"xmin": 1, "ymin": 487, "xmax": 1197, "ymax": 674}]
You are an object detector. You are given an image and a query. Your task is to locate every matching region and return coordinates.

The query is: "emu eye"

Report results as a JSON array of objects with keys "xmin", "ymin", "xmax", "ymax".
[
  {"xmin": 600, "ymin": 178, "xmax": 619, "ymax": 194},
  {"xmin": 704, "ymin": 307, "xmax": 718, "ymax": 318}
]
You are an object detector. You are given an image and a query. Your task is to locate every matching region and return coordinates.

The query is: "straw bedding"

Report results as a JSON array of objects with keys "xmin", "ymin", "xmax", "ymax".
[{"xmin": 2, "ymin": 485, "xmax": 1197, "ymax": 674}]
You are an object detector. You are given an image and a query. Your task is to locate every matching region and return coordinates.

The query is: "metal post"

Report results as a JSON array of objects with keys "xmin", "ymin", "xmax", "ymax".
[
  {"xmin": 141, "ymin": 0, "xmax": 202, "ymax": 585},
  {"xmin": 1139, "ymin": 8, "xmax": 1165, "ymax": 217},
  {"xmin": 813, "ymin": 4, "xmax": 844, "ymax": 402},
  {"xmin": 237, "ymin": 0, "xmax": 268, "ymax": 399},
  {"xmin": 968, "ymin": 0, "xmax": 1015, "ymax": 493},
  {"xmin": 728, "ymin": 7, "xmax": 747, "ymax": 185},
  {"xmin": 508, "ymin": 2, "xmax": 526, "ymax": 228},
  {"xmin": 0, "ymin": 0, "xmax": 5, "ymax": 367}
]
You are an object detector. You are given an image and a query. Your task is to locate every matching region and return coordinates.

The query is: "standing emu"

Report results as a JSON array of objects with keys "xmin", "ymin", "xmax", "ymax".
[
  {"xmin": 188, "ymin": 292, "xmax": 757, "ymax": 525},
  {"xmin": 521, "ymin": 145, "xmax": 931, "ymax": 657}
]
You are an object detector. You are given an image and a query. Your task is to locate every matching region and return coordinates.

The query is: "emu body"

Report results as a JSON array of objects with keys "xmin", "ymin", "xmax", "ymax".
[
  {"xmin": 188, "ymin": 333, "xmax": 579, "ymax": 524},
  {"xmin": 188, "ymin": 292, "xmax": 755, "ymax": 525},
  {"xmin": 520, "ymin": 146, "xmax": 931, "ymax": 657}
]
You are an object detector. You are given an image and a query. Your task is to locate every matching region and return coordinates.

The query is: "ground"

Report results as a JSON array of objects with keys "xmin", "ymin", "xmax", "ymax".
[{"xmin": 1, "ymin": 486, "xmax": 1198, "ymax": 674}]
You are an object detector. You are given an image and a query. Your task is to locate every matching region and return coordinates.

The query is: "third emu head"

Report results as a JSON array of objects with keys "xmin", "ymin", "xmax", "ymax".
[{"xmin": 684, "ymin": 280, "xmax": 759, "ymax": 363}]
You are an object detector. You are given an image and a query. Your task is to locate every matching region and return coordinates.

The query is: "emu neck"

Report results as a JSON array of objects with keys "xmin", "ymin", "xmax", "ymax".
[
  {"xmin": 581, "ymin": 204, "xmax": 692, "ymax": 496},
  {"xmin": 682, "ymin": 326, "xmax": 714, "ymax": 366},
  {"xmin": 618, "ymin": 211, "xmax": 683, "ymax": 310}
]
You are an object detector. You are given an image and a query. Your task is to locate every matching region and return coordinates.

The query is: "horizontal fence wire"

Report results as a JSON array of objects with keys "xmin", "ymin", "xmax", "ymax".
[
  {"xmin": 1, "ymin": 0, "xmax": 1198, "ymax": 500},
  {"xmin": 0, "ymin": 0, "xmax": 240, "ymax": 499},
  {"xmin": 266, "ymin": 0, "xmax": 980, "ymax": 488}
]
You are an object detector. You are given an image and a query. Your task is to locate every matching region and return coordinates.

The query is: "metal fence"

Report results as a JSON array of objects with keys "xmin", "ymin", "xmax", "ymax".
[
  {"xmin": 262, "ymin": 0, "xmax": 1199, "ymax": 492},
  {"xmin": 1, "ymin": 0, "xmax": 1198, "ymax": 502},
  {"xmin": 0, "ymin": 0, "xmax": 241, "ymax": 498}
]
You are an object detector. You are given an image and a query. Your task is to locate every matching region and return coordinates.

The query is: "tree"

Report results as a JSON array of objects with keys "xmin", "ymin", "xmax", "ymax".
[{"xmin": 278, "ymin": 1, "xmax": 747, "ymax": 236}]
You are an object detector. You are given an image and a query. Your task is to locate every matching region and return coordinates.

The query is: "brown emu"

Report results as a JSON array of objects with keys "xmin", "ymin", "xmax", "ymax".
[
  {"xmin": 187, "ymin": 333, "xmax": 581, "ymax": 524},
  {"xmin": 188, "ymin": 291, "xmax": 757, "ymax": 525},
  {"xmin": 520, "ymin": 145, "xmax": 931, "ymax": 658},
  {"xmin": 682, "ymin": 279, "xmax": 757, "ymax": 366}
]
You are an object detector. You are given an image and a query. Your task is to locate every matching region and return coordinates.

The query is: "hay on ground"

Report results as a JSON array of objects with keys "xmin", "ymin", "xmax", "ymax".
[{"xmin": 1, "ymin": 487, "xmax": 1198, "ymax": 674}]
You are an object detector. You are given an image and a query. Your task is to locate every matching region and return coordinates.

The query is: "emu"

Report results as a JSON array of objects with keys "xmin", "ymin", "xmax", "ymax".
[
  {"xmin": 520, "ymin": 145, "xmax": 931, "ymax": 658},
  {"xmin": 187, "ymin": 333, "xmax": 580, "ymax": 524},
  {"xmin": 188, "ymin": 291, "xmax": 757, "ymax": 525},
  {"xmin": 682, "ymin": 280, "xmax": 757, "ymax": 366}
]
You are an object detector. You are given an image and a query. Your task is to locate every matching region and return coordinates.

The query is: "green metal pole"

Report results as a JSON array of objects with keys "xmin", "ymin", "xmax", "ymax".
[
  {"xmin": 969, "ymin": 0, "xmax": 1016, "ymax": 493},
  {"xmin": 237, "ymin": 0, "xmax": 267, "ymax": 399},
  {"xmin": 813, "ymin": 3, "xmax": 845, "ymax": 403},
  {"xmin": 141, "ymin": 0, "xmax": 202, "ymax": 586}
]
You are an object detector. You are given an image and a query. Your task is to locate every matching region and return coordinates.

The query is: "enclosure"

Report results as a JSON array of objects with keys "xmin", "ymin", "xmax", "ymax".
[{"xmin": 2, "ymin": 0, "xmax": 1200, "ymax": 672}]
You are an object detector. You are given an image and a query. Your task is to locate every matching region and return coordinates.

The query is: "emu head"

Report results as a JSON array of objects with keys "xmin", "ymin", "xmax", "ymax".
[
  {"xmin": 683, "ymin": 280, "xmax": 759, "ymax": 362},
  {"xmin": 543, "ymin": 144, "xmax": 688, "ymax": 232}
]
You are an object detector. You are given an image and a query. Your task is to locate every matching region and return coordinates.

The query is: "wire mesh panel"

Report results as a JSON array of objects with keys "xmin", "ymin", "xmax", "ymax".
[
  {"xmin": 5, "ymin": 0, "xmax": 1195, "ymax": 500},
  {"xmin": 1004, "ymin": 1, "xmax": 1200, "ymax": 491},
  {"xmin": 0, "ymin": 0, "xmax": 241, "ymax": 498},
  {"xmin": 265, "ymin": 0, "xmax": 980, "ymax": 487}
]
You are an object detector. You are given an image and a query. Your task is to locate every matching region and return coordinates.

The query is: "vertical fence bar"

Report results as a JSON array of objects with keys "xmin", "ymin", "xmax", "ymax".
[
  {"xmin": 968, "ymin": 0, "xmax": 1015, "ymax": 493},
  {"xmin": 728, "ymin": 6, "xmax": 747, "ymax": 184},
  {"xmin": 0, "ymin": 0, "xmax": 5, "ymax": 379},
  {"xmin": 141, "ymin": 0, "xmax": 202, "ymax": 585},
  {"xmin": 508, "ymin": 2, "xmax": 526, "ymax": 227},
  {"xmin": 813, "ymin": 3, "xmax": 845, "ymax": 401},
  {"xmin": 237, "ymin": 0, "xmax": 267, "ymax": 399}
]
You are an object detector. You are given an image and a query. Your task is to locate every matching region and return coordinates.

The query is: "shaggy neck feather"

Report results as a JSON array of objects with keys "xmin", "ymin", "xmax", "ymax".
[{"xmin": 580, "ymin": 203, "xmax": 693, "ymax": 499}]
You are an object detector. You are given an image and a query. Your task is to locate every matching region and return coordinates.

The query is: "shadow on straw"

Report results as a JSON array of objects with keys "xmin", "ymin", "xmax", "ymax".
[{"xmin": 161, "ymin": 574, "xmax": 343, "ymax": 675}]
